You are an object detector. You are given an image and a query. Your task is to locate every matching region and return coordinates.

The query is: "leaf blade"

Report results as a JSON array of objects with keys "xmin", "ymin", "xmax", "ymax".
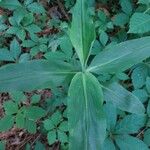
[
  {"xmin": 103, "ymin": 83, "xmax": 145, "ymax": 114},
  {"xmin": 128, "ymin": 13, "xmax": 150, "ymax": 34},
  {"xmin": 0, "ymin": 0, "xmax": 22, "ymax": 10},
  {"xmin": 69, "ymin": 0, "xmax": 95, "ymax": 65},
  {"xmin": 115, "ymin": 135, "xmax": 149, "ymax": 150},
  {"xmin": 0, "ymin": 59, "xmax": 75, "ymax": 91},
  {"xmin": 88, "ymin": 37, "xmax": 150, "ymax": 74},
  {"xmin": 68, "ymin": 72, "xmax": 106, "ymax": 150}
]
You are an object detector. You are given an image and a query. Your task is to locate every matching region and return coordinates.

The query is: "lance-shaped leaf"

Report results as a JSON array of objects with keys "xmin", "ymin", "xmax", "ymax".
[
  {"xmin": 69, "ymin": 0, "xmax": 95, "ymax": 65},
  {"xmin": 68, "ymin": 72, "xmax": 106, "ymax": 150},
  {"xmin": 115, "ymin": 135, "xmax": 149, "ymax": 150},
  {"xmin": 103, "ymin": 83, "xmax": 145, "ymax": 114},
  {"xmin": 0, "ymin": 59, "xmax": 75, "ymax": 92},
  {"xmin": 88, "ymin": 37, "xmax": 150, "ymax": 74}
]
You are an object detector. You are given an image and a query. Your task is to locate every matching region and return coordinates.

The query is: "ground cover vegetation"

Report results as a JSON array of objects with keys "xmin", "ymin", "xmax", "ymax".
[{"xmin": 0, "ymin": 0, "xmax": 150, "ymax": 149}]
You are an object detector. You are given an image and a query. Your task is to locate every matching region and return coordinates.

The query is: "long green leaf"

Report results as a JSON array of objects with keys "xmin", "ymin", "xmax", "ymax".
[
  {"xmin": 68, "ymin": 72, "xmax": 106, "ymax": 150},
  {"xmin": 115, "ymin": 135, "xmax": 149, "ymax": 150},
  {"xmin": 0, "ymin": 60, "xmax": 75, "ymax": 91},
  {"xmin": 103, "ymin": 83, "xmax": 145, "ymax": 114},
  {"xmin": 69, "ymin": 0, "xmax": 95, "ymax": 66},
  {"xmin": 88, "ymin": 37, "xmax": 150, "ymax": 74}
]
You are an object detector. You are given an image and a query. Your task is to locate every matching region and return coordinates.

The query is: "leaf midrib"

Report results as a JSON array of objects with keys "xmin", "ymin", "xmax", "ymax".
[
  {"xmin": 82, "ymin": 73, "xmax": 88, "ymax": 150},
  {"xmin": 88, "ymin": 42, "xmax": 150, "ymax": 72},
  {"xmin": 0, "ymin": 71, "xmax": 76, "ymax": 82}
]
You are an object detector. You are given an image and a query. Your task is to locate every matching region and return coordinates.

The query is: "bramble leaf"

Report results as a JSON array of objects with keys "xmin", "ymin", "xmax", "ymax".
[{"xmin": 129, "ymin": 13, "xmax": 150, "ymax": 34}]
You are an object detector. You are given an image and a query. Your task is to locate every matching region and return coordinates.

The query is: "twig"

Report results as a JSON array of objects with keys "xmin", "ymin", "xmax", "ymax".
[
  {"xmin": 30, "ymin": 134, "xmax": 41, "ymax": 146},
  {"xmin": 0, "ymin": 128, "xmax": 22, "ymax": 140},
  {"xmin": 17, "ymin": 135, "xmax": 33, "ymax": 149},
  {"xmin": 136, "ymin": 127, "xmax": 147, "ymax": 138},
  {"xmin": 56, "ymin": 0, "xmax": 70, "ymax": 21}
]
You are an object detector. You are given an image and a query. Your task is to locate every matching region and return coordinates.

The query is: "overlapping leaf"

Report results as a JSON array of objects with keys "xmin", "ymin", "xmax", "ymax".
[
  {"xmin": 115, "ymin": 135, "xmax": 149, "ymax": 150},
  {"xmin": 129, "ymin": 13, "xmax": 150, "ymax": 34},
  {"xmin": 103, "ymin": 83, "xmax": 145, "ymax": 114},
  {"xmin": 0, "ymin": 0, "xmax": 22, "ymax": 10},
  {"xmin": 0, "ymin": 59, "xmax": 75, "ymax": 91},
  {"xmin": 88, "ymin": 37, "xmax": 150, "ymax": 74}
]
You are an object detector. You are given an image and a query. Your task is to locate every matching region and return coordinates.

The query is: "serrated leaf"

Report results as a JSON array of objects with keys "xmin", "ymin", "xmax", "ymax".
[
  {"xmin": 131, "ymin": 64, "xmax": 149, "ymax": 89},
  {"xmin": 59, "ymin": 121, "xmax": 68, "ymax": 132},
  {"xmin": 22, "ymin": 40, "xmax": 36, "ymax": 47},
  {"xmin": 69, "ymin": 0, "xmax": 95, "ymax": 65},
  {"xmin": 128, "ymin": 13, "xmax": 150, "ymax": 34},
  {"xmin": 43, "ymin": 119, "xmax": 55, "ymax": 131},
  {"xmin": 116, "ymin": 72, "xmax": 129, "ymax": 80},
  {"xmin": 47, "ymin": 130, "xmax": 57, "ymax": 145},
  {"xmin": 13, "ymin": 7, "xmax": 27, "ymax": 24},
  {"xmin": 3, "ymin": 101, "xmax": 18, "ymax": 115},
  {"xmin": 68, "ymin": 72, "xmax": 106, "ymax": 150},
  {"xmin": 88, "ymin": 37, "xmax": 150, "ymax": 74},
  {"xmin": 21, "ymin": 13, "xmax": 34, "ymax": 26},
  {"xmin": 60, "ymin": 36, "xmax": 73, "ymax": 58},
  {"xmin": 113, "ymin": 13, "xmax": 129, "ymax": 26},
  {"xmin": 27, "ymin": 2, "xmax": 45, "ymax": 14},
  {"xmin": 6, "ymin": 26, "xmax": 19, "ymax": 34},
  {"xmin": 120, "ymin": 0, "xmax": 133, "ymax": 15},
  {"xmin": 0, "ymin": 115, "xmax": 14, "ymax": 132},
  {"xmin": 115, "ymin": 135, "xmax": 149, "ymax": 150},
  {"xmin": 0, "ymin": 0, "xmax": 22, "ymax": 10},
  {"xmin": 132, "ymin": 89, "xmax": 148, "ymax": 103},
  {"xmin": 0, "ymin": 48, "xmax": 14, "ymax": 61},
  {"xmin": 25, "ymin": 24, "xmax": 41, "ymax": 33},
  {"xmin": 16, "ymin": 29, "xmax": 26, "ymax": 41},
  {"xmin": 25, "ymin": 119, "xmax": 36, "ymax": 133},
  {"xmin": 10, "ymin": 91, "xmax": 26, "ymax": 103},
  {"xmin": 103, "ymin": 83, "xmax": 145, "ymax": 114},
  {"xmin": 51, "ymin": 111, "xmax": 62, "ymax": 126},
  {"xmin": 16, "ymin": 112, "xmax": 25, "ymax": 128},
  {"xmin": 57, "ymin": 131, "xmax": 68, "ymax": 143},
  {"xmin": 10, "ymin": 38, "xmax": 21, "ymax": 59},
  {"xmin": 144, "ymin": 129, "xmax": 150, "ymax": 146},
  {"xmin": 100, "ymin": 31, "xmax": 108, "ymax": 46},
  {"xmin": 25, "ymin": 106, "xmax": 46, "ymax": 121}
]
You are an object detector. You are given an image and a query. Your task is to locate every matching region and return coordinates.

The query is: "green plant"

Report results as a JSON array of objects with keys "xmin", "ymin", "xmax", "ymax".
[{"xmin": 0, "ymin": 0, "xmax": 150, "ymax": 149}]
